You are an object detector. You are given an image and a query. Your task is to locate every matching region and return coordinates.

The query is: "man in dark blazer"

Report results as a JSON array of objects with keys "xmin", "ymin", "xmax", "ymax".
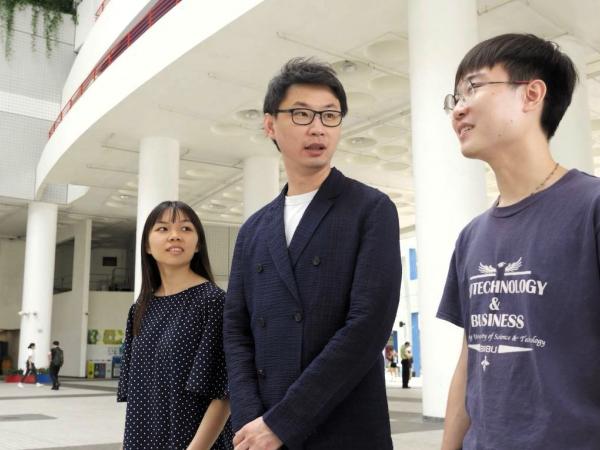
[{"xmin": 224, "ymin": 58, "xmax": 402, "ymax": 450}]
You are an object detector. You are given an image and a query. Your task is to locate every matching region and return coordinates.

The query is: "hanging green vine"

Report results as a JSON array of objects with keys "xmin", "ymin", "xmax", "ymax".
[{"xmin": 0, "ymin": 0, "xmax": 76, "ymax": 58}]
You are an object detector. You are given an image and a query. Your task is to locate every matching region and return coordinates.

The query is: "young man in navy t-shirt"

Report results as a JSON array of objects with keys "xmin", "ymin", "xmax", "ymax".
[{"xmin": 438, "ymin": 33, "xmax": 600, "ymax": 450}]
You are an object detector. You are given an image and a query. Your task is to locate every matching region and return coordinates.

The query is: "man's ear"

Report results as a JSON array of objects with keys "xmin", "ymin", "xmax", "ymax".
[
  {"xmin": 264, "ymin": 113, "xmax": 276, "ymax": 139},
  {"xmin": 523, "ymin": 79, "xmax": 547, "ymax": 112}
]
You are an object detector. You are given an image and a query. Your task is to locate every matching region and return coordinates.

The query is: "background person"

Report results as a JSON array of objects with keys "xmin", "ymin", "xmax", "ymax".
[
  {"xmin": 48, "ymin": 340, "xmax": 63, "ymax": 390},
  {"xmin": 399, "ymin": 342, "xmax": 412, "ymax": 388},
  {"xmin": 18, "ymin": 342, "xmax": 42, "ymax": 387}
]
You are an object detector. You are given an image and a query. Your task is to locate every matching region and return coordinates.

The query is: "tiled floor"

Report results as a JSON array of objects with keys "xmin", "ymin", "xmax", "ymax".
[{"xmin": 0, "ymin": 377, "xmax": 442, "ymax": 449}]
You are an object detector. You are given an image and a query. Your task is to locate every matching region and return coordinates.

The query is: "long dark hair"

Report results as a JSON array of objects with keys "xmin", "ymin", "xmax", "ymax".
[{"xmin": 133, "ymin": 201, "xmax": 214, "ymax": 335}]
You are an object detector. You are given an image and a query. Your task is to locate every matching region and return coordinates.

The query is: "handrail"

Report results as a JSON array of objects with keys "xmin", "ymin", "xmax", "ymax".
[
  {"xmin": 49, "ymin": 0, "xmax": 182, "ymax": 138},
  {"xmin": 94, "ymin": 0, "xmax": 111, "ymax": 20}
]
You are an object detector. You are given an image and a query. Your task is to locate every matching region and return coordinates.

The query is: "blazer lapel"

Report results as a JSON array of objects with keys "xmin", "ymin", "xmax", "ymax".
[
  {"xmin": 288, "ymin": 168, "xmax": 345, "ymax": 267},
  {"xmin": 266, "ymin": 193, "xmax": 301, "ymax": 305}
]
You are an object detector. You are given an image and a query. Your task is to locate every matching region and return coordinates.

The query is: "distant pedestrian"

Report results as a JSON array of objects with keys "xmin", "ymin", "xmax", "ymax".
[
  {"xmin": 400, "ymin": 341, "xmax": 412, "ymax": 388},
  {"xmin": 48, "ymin": 341, "xmax": 64, "ymax": 390},
  {"xmin": 18, "ymin": 343, "xmax": 42, "ymax": 387}
]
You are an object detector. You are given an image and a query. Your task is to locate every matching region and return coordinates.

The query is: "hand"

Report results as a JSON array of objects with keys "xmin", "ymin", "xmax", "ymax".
[{"xmin": 233, "ymin": 417, "xmax": 282, "ymax": 450}]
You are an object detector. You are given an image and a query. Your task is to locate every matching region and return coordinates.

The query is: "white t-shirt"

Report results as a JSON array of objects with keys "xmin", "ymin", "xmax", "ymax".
[{"xmin": 284, "ymin": 189, "xmax": 318, "ymax": 246}]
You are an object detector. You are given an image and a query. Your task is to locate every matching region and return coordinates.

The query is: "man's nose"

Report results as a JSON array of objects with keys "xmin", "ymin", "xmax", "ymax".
[{"xmin": 308, "ymin": 114, "xmax": 326, "ymax": 135}]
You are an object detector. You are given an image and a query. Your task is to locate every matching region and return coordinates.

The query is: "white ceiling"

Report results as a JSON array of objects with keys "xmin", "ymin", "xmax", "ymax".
[{"xmin": 2, "ymin": 0, "xmax": 600, "ymax": 244}]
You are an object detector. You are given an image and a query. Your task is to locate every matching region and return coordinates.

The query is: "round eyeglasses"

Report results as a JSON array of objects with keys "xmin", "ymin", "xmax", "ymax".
[
  {"xmin": 276, "ymin": 108, "xmax": 343, "ymax": 127},
  {"xmin": 443, "ymin": 80, "xmax": 530, "ymax": 113}
]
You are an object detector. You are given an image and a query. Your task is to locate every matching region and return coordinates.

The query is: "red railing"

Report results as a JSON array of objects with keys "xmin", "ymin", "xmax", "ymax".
[
  {"xmin": 49, "ymin": 0, "xmax": 182, "ymax": 138},
  {"xmin": 94, "ymin": 0, "xmax": 111, "ymax": 20}
]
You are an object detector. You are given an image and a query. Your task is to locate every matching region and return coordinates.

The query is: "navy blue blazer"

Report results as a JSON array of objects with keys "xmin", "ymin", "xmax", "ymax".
[{"xmin": 223, "ymin": 168, "xmax": 401, "ymax": 449}]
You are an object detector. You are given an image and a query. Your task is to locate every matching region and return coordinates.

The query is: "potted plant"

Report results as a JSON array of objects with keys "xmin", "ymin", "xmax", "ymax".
[
  {"xmin": 0, "ymin": 0, "xmax": 77, "ymax": 58},
  {"xmin": 37, "ymin": 367, "xmax": 51, "ymax": 384},
  {"xmin": 4, "ymin": 368, "xmax": 23, "ymax": 383}
]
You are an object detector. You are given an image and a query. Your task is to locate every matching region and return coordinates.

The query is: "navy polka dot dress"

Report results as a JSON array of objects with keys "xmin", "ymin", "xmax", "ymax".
[{"xmin": 117, "ymin": 282, "xmax": 233, "ymax": 449}]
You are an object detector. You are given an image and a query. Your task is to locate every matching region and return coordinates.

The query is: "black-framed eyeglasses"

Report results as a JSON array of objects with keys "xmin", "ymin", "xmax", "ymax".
[
  {"xmin": 443, "ymin": 80, "xmax": 530, "ymax": 113},
  {"xmin": 276, "ymin": 108, "xmax": 343, "ymax": 127}
]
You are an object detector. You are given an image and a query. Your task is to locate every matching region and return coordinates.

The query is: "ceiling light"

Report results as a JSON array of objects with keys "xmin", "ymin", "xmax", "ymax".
[
  {"xmin": 369, "ymin": 125, "xmax": 405, "ymax": 140},
  {"xmin": 235, "ymin": 109, "xmax": 261, "ymax": 122},
  {"xmin": 368, "ymin": 75, "xmax": 409, "ymax": 95},
  {"xmin": 222, "ymin": 191, "xmax": 243, "ymax": 201},
  {"xmin": 118, "ymin": 189, "xmax": 137, "ymax": 197},
  {"xmin": 106, "ymin": 201, "xmax": 125, "ymax": 208},
  {"xmin": 346, "ymin": 92, "xmax": 376, "ymax": 110},
  {"xmin": 201, "ymin": 203, "xmax": 227, "ymax": 211},
  {"xmin": 380, "ymin": 161, "xmax": 409, "ymax": 172},
  {"xmin": 185, "ymin": 169, "xmax": 216, "ymax": 179},
  {"xmin": 365, "ymin": 39, "xmax": 408, "ymax": 65},
  {"xmin": 210, "ymin": 123, "xmax": 248, "ymax": 136},
  {"xmin": 346, "ymin": 154, "xmax": 379, "ymax": 165},
  {"xmin": 332, "ymin": 60, "xmax": 371, "ymax": 78},
  {"xmin": 373, "ymin": 145, "xmax": 407, "ymax": 158},
  {"xmin": 341, "ymin": 60, "xmax": 357, "ymax": 73},
  {"xmin": 343, "ymin": 136, "xmax": 377, "ymax": 148}
]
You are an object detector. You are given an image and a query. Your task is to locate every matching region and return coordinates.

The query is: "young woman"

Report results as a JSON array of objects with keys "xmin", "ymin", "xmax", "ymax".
[
  {"xmin": 117, "ymin": 201, "xmax": 232, "ymax": 449},
  {"xmin": 18, "ymin": 342, "xmax": 42, "ymax": 387}
]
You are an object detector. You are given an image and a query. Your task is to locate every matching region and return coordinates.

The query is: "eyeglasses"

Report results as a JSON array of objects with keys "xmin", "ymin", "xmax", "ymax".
[
  {"xmin": 276, "ymin": 108, "xmax": 343, "ymax": 127},
  {"xmin": 443, "ymin": 80, "xmax": 530, "ymax": 113}
]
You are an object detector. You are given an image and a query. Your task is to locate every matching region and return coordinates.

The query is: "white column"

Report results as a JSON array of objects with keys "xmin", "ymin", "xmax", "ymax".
[
  {"xmin": 74, "ymin": 219, "xmax": 92, "ymax": 377},
  {"xmin": 408, "ymin": 0, "xmax": 487, "ymax": 418},
  {"xmin": 550, "ymin": 35, "xmax": 594, "ymax": 173},
  {"xmin": 51, "ymin": 219, "xmax": 92, "ymax": 377},
  {"xmin": 243, "ymin": 156, "xmax": 280, "ymax": 220},
  {"xmin": 134, "ymin": 137, "xmax": 180, "ymax": 296},
  {"xmin": 18, "ymin": 202, "xmax": 58, "ymax": 370}
]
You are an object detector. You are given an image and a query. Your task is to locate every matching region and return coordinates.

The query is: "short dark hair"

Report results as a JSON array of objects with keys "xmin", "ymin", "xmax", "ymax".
[
  {"xmin": 133, "ymin": 201, "xmax": 214, "ymax": 336},
  {"xmin": 263, "ymin": 57, "xmax": 348, "ymax": 116},
  {"xmin": 455, "ymin": 33, "xmax": 577, "ymax": 139},
  {"xmin": 53, "ymin": 341, "xmax": 59, "ymax": 346}
]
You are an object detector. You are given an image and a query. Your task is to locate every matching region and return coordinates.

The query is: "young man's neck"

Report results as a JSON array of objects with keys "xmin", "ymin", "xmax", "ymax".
[
  {"xmin": 156, "ymin": 265, "xmax": 205, "ymax": 296},
  {"xmin": 487, "ymin": 136, "xmax": 566, "ymax": 207},
  {"xmin": 285, "ymin": 165, "xmax": 331, "ymax": 196}
]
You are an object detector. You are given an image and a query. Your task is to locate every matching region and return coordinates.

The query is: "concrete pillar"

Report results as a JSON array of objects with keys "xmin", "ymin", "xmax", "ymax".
[
  {"xmin": 134, "ymin": 137, "xmax": 180, "ymax": 296},
  {"xmin": 408, "ymin": 0, "xmax": 487, "ymax": 418},
  {"xmin": 243, "ymin": 156, "xmax": 280, "ymax": 220},
  {"xmin": 550, "ymin": 35, "xmax": 594, "ymax": 173},
  {"xmin": 18, "ymin": 202, "xmax": 58, "ymax": 370},
  {"xmin": 51, "ymin": 219, "xmax": 92, "ymax": 377}
]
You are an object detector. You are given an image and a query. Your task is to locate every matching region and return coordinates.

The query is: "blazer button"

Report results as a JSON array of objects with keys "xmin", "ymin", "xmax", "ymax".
[
  {"xmin": 257, "ymin": 317, "xmax": 266, "ymax": 328},
  {"xmin": 294, "ymin": 311, "xmax": 303, "ymax": 322},
  {"xmin": 312, "ymin": 256, "xmax": 321, "ymax": 266},
  {"xmin": 257, "ymin": 263, "xmax": 263, "ymax": 273},
  {"xmin": 257, "ymin": 368, "xmax": 265, "ymax": 378}
]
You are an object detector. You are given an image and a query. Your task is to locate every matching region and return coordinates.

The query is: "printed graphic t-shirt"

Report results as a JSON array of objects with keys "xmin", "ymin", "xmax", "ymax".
[{"xmin": 437, "ymin": 170, "xmax": 600, "ymax": 450}]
